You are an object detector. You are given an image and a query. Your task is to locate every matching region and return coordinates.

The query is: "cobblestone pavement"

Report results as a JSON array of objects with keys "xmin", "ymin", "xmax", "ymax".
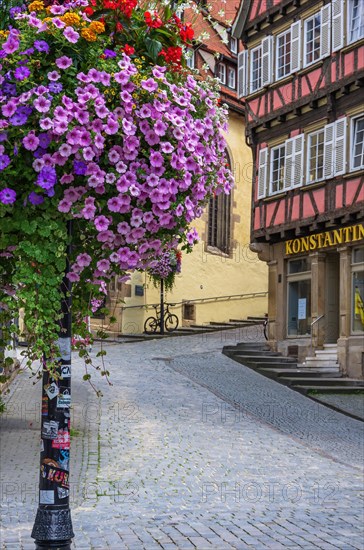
[{"xmin": 1, "ymin": 328, "xmax": 363, "ymax": 550}]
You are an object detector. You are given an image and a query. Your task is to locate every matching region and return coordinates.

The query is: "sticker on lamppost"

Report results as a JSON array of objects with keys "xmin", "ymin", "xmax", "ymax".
[
  {"xmin": 57, "ymin": 338, "xmax": 71, "ymax": 362},
  {"xmin": 45, "ymin": 382, "xmax": 59, "ymax": 400},
  {"xmin": 40, "ymin": 490, "xmax": 55, "ymax": 505},
  {"xmin": 61, "ymin": 364, "xmax": 71, "ymax": 378},
  {"xmin": 57, "ymin": 390, "xmax": 71, "ymax": 409},
  {"xmin": 42, "ymin": 420, "xmax": 59, "ymax": 440}
]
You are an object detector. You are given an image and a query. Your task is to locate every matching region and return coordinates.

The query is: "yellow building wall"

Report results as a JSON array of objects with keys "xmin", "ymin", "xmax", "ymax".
[{"xmin": 116, "ymin": 111, "xmax": 268, "ymax": 334}]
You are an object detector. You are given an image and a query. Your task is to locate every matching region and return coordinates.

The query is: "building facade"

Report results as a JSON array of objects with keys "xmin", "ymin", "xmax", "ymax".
[
  {"xmin": 92, "ymin": 1, "xmax": 268, "ymax": 336},
  {"xmin": 233, "ymin": 0, "xmax": 364, "ymax": 377}
]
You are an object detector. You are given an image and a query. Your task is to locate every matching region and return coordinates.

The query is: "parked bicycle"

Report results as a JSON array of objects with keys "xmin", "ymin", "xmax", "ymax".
[{"xmin": 144, "ymin": 303, "xmax": 179, "ymax": 334}]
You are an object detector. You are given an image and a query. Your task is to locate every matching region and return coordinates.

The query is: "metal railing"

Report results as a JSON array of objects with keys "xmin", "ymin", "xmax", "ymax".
[
  {"xmin": 310, "ymin": 314, "xmax": 325, "ymax": 354},
  {"xmin": 120, "ymin": 291, "xmax": 268, "ymax": 311}
]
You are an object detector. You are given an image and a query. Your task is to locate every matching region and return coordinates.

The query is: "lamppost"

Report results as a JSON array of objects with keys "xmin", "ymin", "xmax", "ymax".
[{"xmin": 31, "ymin": 221, "xmax": 74, "ymax": 549}]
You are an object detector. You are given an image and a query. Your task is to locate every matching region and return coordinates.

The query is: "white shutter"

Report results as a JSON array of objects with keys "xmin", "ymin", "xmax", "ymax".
[
  {"xmin": 258, "ymin": 148, "xmax": 268, "ymax": 199},
  {"xmin": 284, "ymin": 138, "xmax": 294, "ymax": 189},
  {"xmin": 320, "ymin": 4, "xmax": 331, "ymax": 59},
  {"xmin": 324, "ymin": 123, "xmax": 335, "ymax": 178},
  {"xmin": 262, "ymin": 36, "xmax": 273, "ymax": 86},
  {"xmin": 238, "ymin": 50, "xmax": 248, "ymax": 98},
  {"xmin": 290, "ymin": 21, "xmax": 301, "ymax": 73},
  {"xmin": 293, "ymin": 134, "xmax": 304, "ymax": 187},
  {"xmin": 334, "ymin": 117, "xmax": 347, "ymax": 175},
  {"xmin": 332, "ymin": 0, "xmax": 344, "ymax": 51}
]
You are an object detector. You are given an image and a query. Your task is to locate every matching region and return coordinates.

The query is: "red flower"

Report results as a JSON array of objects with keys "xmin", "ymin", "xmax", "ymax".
[
  {"xmin": 180, "ymin": 23, "xmax": 194, "ymax": 43},
  {"xmin": 159, "ymin": 46, "xmax": 183, "ymax": 69},
  {"xmin": 123, "ymin": 44, "xmax": 135, "ymax": 55},
  {"xmin": 144, "ymin": 11, "xmax": 163, "ymax": 29}
]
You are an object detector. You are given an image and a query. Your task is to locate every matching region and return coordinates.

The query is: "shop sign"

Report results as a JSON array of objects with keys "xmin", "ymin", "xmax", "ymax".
[{"xmin": 285, "ymin": 223, "xmax": 364, "ymax": 255}]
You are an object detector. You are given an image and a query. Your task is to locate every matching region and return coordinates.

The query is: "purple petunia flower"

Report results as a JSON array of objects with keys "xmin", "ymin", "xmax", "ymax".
[
  {"xmin": 0, "ymin": 187, "xmax": 16, "ymax": 204},
  {"xmin": 38, "ymin": 133, "xmax": 51, "ymax": 149},
  {"xmin": 48, "ymin": 82, "xmax": 63, "ymax": 94},
  {"xmin": 63, "ymin": 26, "xmax": 79, "ymax": 44},
  {"xmin": 37, "ymin": 166, "xmax": 57, "ymax": 190},
  {"xmin": 34, "ymin": 96, "xmax": 51, "ymax": 113},
  {"xmin": 23, "ymin": 132, "xmax": 39, "ymax": 151},
  {"xmin": 73, "ymin": 160, "xmax": 87, "ymax": 176},
  {"xmin": 34, "ymin": 40, "xmax": 50, "ymax": 53},
  {"xmin": 56, "ymin": 56, "xmax": 72, "ymax": 70},
  {"xmin": 9, "ymin": 112, "xmax": 27, "ymax": 126},
  {"xmin": 47, "ymin": 71, "xmax": 60, "ymax": 81},
  {"xmin": 28, "ymin": 192, "xmax": 44, "ymax": 205},
  {"xmin": 0, "ymin": 132, "xmax": 8, "ymax": 142},
  {"xmin": 104, "ymin": 49, "xmax": 117, "ymax": 58},
  {"xmin": 14, "ymin": 66, "xmax": 30, "ymax": 81},
  {"xmin": 0, "ymin": 154, "xmax": 10, "ymax": 170}
]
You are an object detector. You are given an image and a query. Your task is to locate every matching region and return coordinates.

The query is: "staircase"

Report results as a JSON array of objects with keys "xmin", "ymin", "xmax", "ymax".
[
  {"xmin": 223, "ymin": 342, "xmax": 364, "ymax": 397},
  {"xmin": 302, "ymin": 344, "xmax": 340, "ymax": 373}
]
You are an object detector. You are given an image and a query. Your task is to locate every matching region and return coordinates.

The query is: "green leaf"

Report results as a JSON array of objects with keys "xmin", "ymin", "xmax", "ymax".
[{"xmin": 144, "ymin": 37, "xmax": 163, "ymax": 62}]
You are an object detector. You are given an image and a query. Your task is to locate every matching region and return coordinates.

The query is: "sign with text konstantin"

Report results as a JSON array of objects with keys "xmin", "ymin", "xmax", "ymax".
[{"xmin": 285, "ymin": 223, "xmax": 364, "ymax": 255}]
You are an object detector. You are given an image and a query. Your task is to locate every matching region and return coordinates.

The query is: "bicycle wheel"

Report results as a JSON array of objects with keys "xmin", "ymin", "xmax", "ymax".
[
  {"xmin": 165, "ymin": 314, "xmax": 179, "ymax": 332},
  {"xmin": 144, "ymin": 317, "xmax": 158, "ymax": 334}
]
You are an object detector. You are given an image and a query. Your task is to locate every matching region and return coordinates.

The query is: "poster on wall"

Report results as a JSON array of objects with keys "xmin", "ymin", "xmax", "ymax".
[{"xmin": 298, "ymin": 298, "xmax": 307, "ymax": 320}]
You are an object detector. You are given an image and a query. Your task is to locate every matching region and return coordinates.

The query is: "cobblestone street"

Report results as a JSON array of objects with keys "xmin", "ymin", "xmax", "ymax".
[{"xmin": 1, "ymin": 328, "xmax": 363, "ymax": 549}]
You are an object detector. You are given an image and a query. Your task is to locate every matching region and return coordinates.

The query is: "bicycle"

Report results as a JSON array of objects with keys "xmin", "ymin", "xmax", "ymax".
[{"xmin": 144, "ymin": 303, "xmax": 179, "ymax": 334}]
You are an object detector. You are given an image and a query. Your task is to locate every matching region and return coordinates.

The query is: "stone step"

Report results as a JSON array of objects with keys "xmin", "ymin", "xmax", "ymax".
[
  {"xmin": 230, "ymin": 354, "xmax": 297, "ymax": 364},
  {"xmin": 305, "ymin": 355, "xmax": 338, "ymax": 362},
  {"xmin": 294, "ymin": 385, "xmax": 364, "ymax": 392},
  {"xmin": 322, "ymin": 344, "xmax": 338, "ymax": 348},
  {"xmin": 279, "ymin": 378, "xmax": 364, "ymax": 387},
  {"xmin": 315, "ymin": 349, "xmax": 338, "ymax": 356},
  {"xmin": 230, "ymin": 358, "xmax": 298, "ymax": 369},
  {"xmin": 247, "ymin": 316, "xmax": 267, "ymax": 321},
  {"xmin": 229, "ymin": 319, "xmax": 264, "ymax": 324},
  {"xmin": 260, "ymin": 369, "xmax": 342, "ymax": 378},
  {"xmin": 234, "ymin": 343, "xmax": 270, "ymax": 350},
  {"xmin": 223, "ymin": 348, "xmax": 281, "ymax": 357}
]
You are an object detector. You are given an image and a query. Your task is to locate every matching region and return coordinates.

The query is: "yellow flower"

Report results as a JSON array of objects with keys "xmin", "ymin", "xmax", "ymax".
[
  {"xmin": 89, "ymin": 21, "xmax": 105, "ymax": 35},
  {"xmin": 81, "ymin": 28, "xmax": 97, "ymax": 42},
  {"xmin": 61, "ymin": 12, "xmax": 81, "ymax": 27},
  {"xmin": 0, "ymin": 30, "xmax": 10, "ymax": 39},
  {"xmin": 28, "ymin": 1, "xmax": 44, "ymax": 12}
]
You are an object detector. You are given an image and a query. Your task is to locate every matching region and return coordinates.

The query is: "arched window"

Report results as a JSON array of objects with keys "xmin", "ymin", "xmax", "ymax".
[{"xmin": 207, "ymin": 152, "xmax": 232, "ymax": 254}]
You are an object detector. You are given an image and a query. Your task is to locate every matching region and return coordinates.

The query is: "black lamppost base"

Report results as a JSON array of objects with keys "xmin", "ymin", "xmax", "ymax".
[{"xmin": 31, "ymin": 508, "xmax": 74, "ymax": 549}]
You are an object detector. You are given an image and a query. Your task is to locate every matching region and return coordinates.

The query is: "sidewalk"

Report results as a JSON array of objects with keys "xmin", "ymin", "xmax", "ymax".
[{"xmin": 1, "ymin": 327, "xmax": 363, "ymax": 549}]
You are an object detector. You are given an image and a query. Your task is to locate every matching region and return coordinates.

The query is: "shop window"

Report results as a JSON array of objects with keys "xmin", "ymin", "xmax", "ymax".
[
  {"xmin": 287, "ymin": 259, "xmax": 311, "ymax": 336},
  {"xmin": 352, "ymin": 246, "xmax": 364, "ymax": 333},
  {"xmin": 351, "ymin": 116, "xmax": 364, "ymax": 171},
  {"xmin": 348, "ymin": 0, "xmax": 364, "ymax": 44}
]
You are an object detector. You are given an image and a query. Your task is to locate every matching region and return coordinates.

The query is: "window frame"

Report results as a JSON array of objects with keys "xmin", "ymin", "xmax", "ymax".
[
  {"xmin": 217, "ymin": 62, "xmax": 226, "ymax": 84},
  {"xmin": 269, "ymin": 143, "xmax": 286, "ymax": 195},
  {"xmin": 227, "ymin": 67, "xmax": 236, "ymax": 89},
  {"xmin": 303, "ymin": 12, "xmax": 321, "ymax": 68},
  {"xmin": 186, "ymin": 49, "xmax": 195, "ymax": 69},
  {"xmin": 230, "ymin": 36, "xmax": 238, "ymax": 54},
  {"xmin": 306, "ymin": 128, "xmax": 325, "ymax": 185},
  {"xmin": 250, "ymin": 44, "xmax": 262, "ymax": 93},
  {"xmin": 351, "ymin": 246, "xmax": 364, "ymax": 334},
  {"xmin": 347, "ymin": 0, "xmax": 364, "ymax": 44},
  {"xmin": 350, "ymin": 115, "xmax": 364, "ymax": 172},
  {"xmin": 286, "ymin": 257, "xmax": 312, "ymax": 337},
  {"xmin": 276, "ymin": 27, "xmax": 292, "ymax": 80}
]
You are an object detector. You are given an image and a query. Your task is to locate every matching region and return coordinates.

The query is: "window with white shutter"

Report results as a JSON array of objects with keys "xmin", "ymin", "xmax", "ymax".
[
  {"xmin": 276, "ymin": 28, "xmax": 291, "ymax": 79},
  {"xmin": 250, "ymin": 45, "xmax": 262, "ymax": 93},
  {"xmin": 332, "ymin": 0, "xmax": 344, "ymax": 51},
  {"xmin": 307, "ymin": 129, "xmax": 325, "ymax": 184},
  {"xmin": 238, "ymin": 50, "xmax": 248, "ymax": 98},
  {"xmin": 270, "ymin": 144, "xmax": 286, "ymax": 194},
  {"xmin": 334, "ymin": 118, "xmax": 347, "ymax": 175},
  {"xmin": 351, "ymin": 116, "xmax": 364, "ymax": 171},
  {"xmin": 257, "ymin": 148, "xmax": 268, "ymax": 199},
  {"xmin": 304, "ymin": 12, "xmax": 321, "ymax": 66},
  {"xmin": 320, "ymin": 4, "xmax": 331, "ymax": 59},
  {"xmin": 324, "ymin": 123, "xmax": 335, "ymax": 179},
  {"xmin": 262, "ymin": 35, "xmax": 273, "ymax": 87},
  {"xmin": 290, "ymin": 21, "xmax": 301, "ymax": 73},
  {"xmin": 293, "ymin": 134, "xmax": 304, "ymax": 187},
  {"xmin": 284, "ymin": 138, "xmax": 294, "ymax": 189}
]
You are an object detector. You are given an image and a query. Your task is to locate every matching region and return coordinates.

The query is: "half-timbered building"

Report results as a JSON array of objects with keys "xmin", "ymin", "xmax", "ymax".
[{"xmin": 233, "ymin": 0, "xmax": 364, "ymax": 377}]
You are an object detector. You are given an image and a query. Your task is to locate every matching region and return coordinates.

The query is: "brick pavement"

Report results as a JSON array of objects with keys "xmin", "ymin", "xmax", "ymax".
[{"xmin": 0, "ymin": 327, "xmax": 363, "ymax": 549}]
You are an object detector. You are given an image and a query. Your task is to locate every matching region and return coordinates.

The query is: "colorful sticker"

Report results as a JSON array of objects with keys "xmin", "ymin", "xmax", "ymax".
[
  {"xmin": 45, "ymin": 382, "xmax": 59, "ymax": 400},
  {"xmin": 40, "ymin": 490, "xmax": 54, "ymax": 504},
  {"xmin": 52, "ymin": 429, "xmax": 70, "ymax": 450},
  {"xmin": 57, "ymin": 389, "xmax": 71, "ymax": 409},
  {"xmin": 41, "ymin": 461, "xmax": 69, "ymax": 488},
  {"xmin": 58, "ymin": 449, "xmax": 70, "ymax": 470},
  {"xmin": 42, "ymin": 396, "xmax": 48, "ymax": 416},
  {"xmin": 42, "ymin": 420, "xmax": 59, "ymax": 440}
]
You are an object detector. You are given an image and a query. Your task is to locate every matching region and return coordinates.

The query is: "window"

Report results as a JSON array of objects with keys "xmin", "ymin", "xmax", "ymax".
[
  {"xmin": 287, "ymin": 258, "xmax": 311, "ymax": 337},
  {"xmin": 276, "ymin": 28, "xmax": 291, "ymax": 79},
  {"xmin": 307, "ymin": 129, "xmax": 325, "ymax": 183},
  {"xmin": 270, "ymin": 144, "xmax": 285, "ymax": 194},
  {"xmin": 304, "ymin": 13, "xmax": 321, "ymax": 66},
  {"xmin": 352, "ymin": 247, "xmax": 364, "ymax": 333},
  {"xmin": 208, "ymin": 151, "xmax": 232, "ymax": 253},
  {"xmin": 230, "ymin": 36, "xmax": 238, "ymax": 54},
  {"xmin": 217, "ymin": 63, "xmax": 226, "ymax": 84},
  {"xmin": 351, "ymin": 116, "xmax": 364, "ymax": 171},
  {"xmin": 228, "ymin": 67, "xmax": 236, "ymax": 89},
  {"xmin": 348, "ymin": 0, "xmax": 364, "ymax": 43},
  {"xmin": 186, "ymin": 49, "xmax": 195, "ymax": 69},
  {"xmin": 250, "ymin": 45, "xmax": 262, "ymax": 93}
]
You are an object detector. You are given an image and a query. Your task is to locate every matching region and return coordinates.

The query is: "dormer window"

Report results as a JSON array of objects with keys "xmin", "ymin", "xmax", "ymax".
[
  {"xmin": 228, "ymin": 67, "xmax": 236, "ymax": 89},
  {"xmin": 217, "ymin": 62, "xmax": 226, "ymax": 84},
  {"xmin": 230, "ymin": 36, "xmax": 238, "ymax": 54}
]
